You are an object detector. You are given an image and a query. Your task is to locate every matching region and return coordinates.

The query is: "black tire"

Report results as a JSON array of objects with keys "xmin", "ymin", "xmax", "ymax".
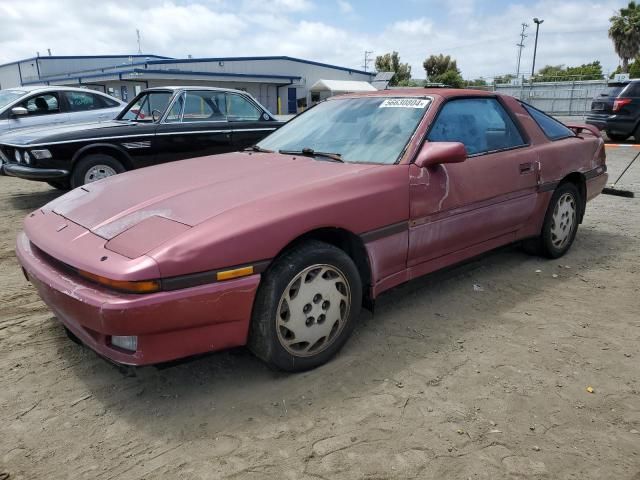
[
  {"xmin": 606, "ymin": 131, "xmax": 629, "ymax": 142},
  {"xmin": 70, "ymin": 154, "xmax": 125, "ymax": 188},
  {"xmin": 47, "ymin": 179, "xmax": 70, "ymax": 190},
  {"xmin": 524, "ymin": 183, "xmax": 581, "ymax": 259},
  {"xmin": 248, "ymin": 240, "xmax": 362, "ymax": 372}
]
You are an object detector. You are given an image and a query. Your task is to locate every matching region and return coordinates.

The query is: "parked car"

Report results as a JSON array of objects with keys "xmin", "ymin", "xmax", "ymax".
[
  {"xmin": 2, "ymin": 86, "xmax": 282, "ymax": 189},
  {"xmin": 16, "ymin": 89, "xmax": 607, "ymax": 371},
  {"xmin": 586, "ymin": 79, "xmax": 640, "ymax": 141},
  {"xmin": 0, "ymin": 85, "xmax": 124, "ymax": 135},
  {"xmin": 0, "ymin": 86, "xmax": 124, "ymax": 173}
]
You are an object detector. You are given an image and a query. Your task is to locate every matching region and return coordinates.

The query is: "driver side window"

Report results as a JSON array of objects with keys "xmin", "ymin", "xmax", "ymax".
[
  {"xmin": 428, "ymin": 98, "xmax": 525, "ymax": 156},
  {"xmin": 21, "ymin": 93, "xmax": 60, "ymax": 116}
]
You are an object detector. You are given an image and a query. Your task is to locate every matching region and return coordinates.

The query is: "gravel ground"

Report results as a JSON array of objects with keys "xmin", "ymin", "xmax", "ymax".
[{"xmin": 1, "ymin": 147, "xmax": 639, "ymax": 480}]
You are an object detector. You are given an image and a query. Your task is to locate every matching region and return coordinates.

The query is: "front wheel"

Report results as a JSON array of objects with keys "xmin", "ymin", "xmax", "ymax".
[
  {"xmin": 71, "ymin": 154, "xmax": 125, "ymax": 188},
  {"xmin": 248, "ymin": 240, "xmax": 362, "ymax": 372}
]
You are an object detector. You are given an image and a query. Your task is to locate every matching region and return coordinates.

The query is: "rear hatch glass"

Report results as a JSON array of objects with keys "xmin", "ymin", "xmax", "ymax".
[{"xmin": 591, "ymin": 84, "xmax": 626, "ymax": 113}]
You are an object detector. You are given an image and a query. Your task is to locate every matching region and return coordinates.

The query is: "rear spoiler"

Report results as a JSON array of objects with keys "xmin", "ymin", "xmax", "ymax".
[{"xmin": 566, "ymin": 123, "xmax": 601, "ymax": 138}]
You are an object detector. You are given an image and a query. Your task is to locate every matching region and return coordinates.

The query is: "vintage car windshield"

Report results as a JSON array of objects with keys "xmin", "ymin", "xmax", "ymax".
[
  {"xmin": 0, "ymin": 90, "xmax": 27, "ymax": 109},
  {"xmin": 257, "ymin": 97, "xmax": 431, "ymax": 164},
  {"xmin": 120, "ymin": 91, "xmax": 173, "ymax": 122}
]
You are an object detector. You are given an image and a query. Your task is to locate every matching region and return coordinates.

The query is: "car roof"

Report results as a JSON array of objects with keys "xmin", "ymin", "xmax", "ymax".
[
  {"xmin": 330, "ymin": 88, "xmax": 497, "ymax": 99},
  {"xmin": 4, "ymin": 85, "xmax": 115, "ymax": 95},
  {"xmin": 142, "ymin": 85, "xmax": 253, "ymax": 95}
]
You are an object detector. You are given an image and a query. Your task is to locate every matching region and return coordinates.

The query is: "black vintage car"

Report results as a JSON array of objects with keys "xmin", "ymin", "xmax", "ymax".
[{"xmin": 1, "ymin": 86, "xmax": 283, "ymax": 188}]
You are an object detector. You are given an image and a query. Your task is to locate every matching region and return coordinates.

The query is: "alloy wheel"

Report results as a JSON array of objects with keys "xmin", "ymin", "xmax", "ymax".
[{"xmin": 276, "ymin": 264, "xmax": 351, "ymax": 357}]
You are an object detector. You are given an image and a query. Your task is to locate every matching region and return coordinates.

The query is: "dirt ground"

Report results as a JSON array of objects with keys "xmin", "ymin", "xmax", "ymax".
[{"xmin": 1, "ymin": 148, "xmax": 639, "ymax": 480}]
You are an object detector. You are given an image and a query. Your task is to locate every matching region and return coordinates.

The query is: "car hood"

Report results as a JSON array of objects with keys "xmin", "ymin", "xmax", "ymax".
[
  {"xmin": 46, "ymin": 152, "xmax": 383, "ymax": 240},
  {"xmin": 0, "ymin": 120, "xmax": 141, "ymax": 145}
]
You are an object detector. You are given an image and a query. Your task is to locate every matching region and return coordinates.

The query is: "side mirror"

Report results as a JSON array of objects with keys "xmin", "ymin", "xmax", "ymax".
[
  {"xmin": 151, "ymin": 109, "xmax": 163, "ymax": 122},
  {"xmin": 11, "ymin": 107, "xmax": 28, "ymax": 117},
  {"xmin": 414, "ymin": 142, "xmax": 467, "ymax": 168}
]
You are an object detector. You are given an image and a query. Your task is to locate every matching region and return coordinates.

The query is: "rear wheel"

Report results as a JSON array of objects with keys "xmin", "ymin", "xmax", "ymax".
[
  {"xmin": 523, "ymin": 183, "xmax": 581, "ymax": 258},
  {"xmin": 71, "ymin": 154, "xmax": 125, "ymax": 188},
  {"xmin": 248, "ymin": 240, "xmax": 362, "ymax": 372}
]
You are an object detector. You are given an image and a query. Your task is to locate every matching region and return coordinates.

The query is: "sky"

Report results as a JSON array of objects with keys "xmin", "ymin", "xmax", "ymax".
[{"xmin": 0, "ymin": 0, "xmax": 630, "ymax": 80}]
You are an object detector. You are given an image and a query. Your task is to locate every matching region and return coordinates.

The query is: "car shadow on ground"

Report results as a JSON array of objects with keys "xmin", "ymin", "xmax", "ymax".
[
  {"xmin": 7, "ymin": 188, "xmax": 65, "ymax": 212},
  {"xmin": 45, "ymin": 225, "xmax": 632, "ymax": 439}
]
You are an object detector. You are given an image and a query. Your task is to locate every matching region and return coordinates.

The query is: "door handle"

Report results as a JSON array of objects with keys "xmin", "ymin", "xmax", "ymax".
[{"xmin": 519, "ymin": 162, "xmax": 533, "ymax": 174}]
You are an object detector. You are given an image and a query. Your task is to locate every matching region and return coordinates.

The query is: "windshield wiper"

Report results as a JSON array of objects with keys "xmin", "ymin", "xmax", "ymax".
[
  {"xmin": 279, "ymin": 148, "xmax": 344, "ymax": 162},
  {"xmin": 246, "ymin": 145, "xmax": 274, "ymax": 153}
]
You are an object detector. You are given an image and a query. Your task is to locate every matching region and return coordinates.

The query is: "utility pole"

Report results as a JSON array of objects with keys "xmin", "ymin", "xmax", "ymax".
[
  {"xmin": 363, "ymin": 51, "xmax": 373, "ymax": 72},
  {"xmin": 531, "ymin": 18, "xmax": 544, "ymax": 77},
  {"xmin": 515, "ymin": 23, "xmax": 528, "ymax": 80},
  {"xmin": 136, "ymin": 29, "xmax": 142, "ymax": 54}
]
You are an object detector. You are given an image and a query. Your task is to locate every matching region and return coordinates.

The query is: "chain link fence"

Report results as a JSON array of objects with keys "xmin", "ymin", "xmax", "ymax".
[{"xmin": 471, "ymin": 75, "xmax": 618, "ymax": 115}]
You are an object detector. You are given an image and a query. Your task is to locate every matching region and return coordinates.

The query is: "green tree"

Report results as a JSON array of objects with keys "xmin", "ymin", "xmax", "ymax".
[
  {"xmin": 423, "ymin": 54, "xmax": 459, "ymax": 80},
  {"xmin": 431, "ymin": 69, "xmax": 465, "ymax": 88},
  {"xmin": 609, "ymin": 1, "xmax": 640, "ymax": 73},
  {"xmin": 493, "ymin": 74, "xmax": 516, "ymax": 84},
  {"xmin": 374, "ymin": 51, "xmax": 412, "ymax": 86},
  {"xmin": 533, "ymin": 62, "xmax": 604, "ymax": 82},
  {"xmin": 464, "ymin": 78, "xmax": 488, "ymax": 88}
]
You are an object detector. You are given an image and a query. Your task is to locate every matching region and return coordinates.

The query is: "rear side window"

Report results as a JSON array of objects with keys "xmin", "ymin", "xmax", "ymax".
[
  {"xmin": 522, "ymin": 103, "xmax": 574, "ymax": 141},
  {"xmin": 428, "ymin": 97, "xmax": 525, "ymax": 155},
  {"xmin": 624, "ymin": 82, "xmax": 640, "ymax": 97},
  {"xmin": 227, "ymin": 94, "xmax": 261, "ymax": 121},
  {"xmin": 63, "ymin": 91, "xmax": 111, "ymax": 111}
]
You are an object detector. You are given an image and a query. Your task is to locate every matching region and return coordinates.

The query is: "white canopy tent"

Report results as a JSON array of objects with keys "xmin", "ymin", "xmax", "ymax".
[{"xmin": 309, "ymin": 79, "xmax": 377, "ymax": 96}]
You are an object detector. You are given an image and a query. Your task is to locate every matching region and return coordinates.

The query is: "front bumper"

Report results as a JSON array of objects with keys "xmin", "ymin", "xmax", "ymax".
[
  {"xmin": 16, "ymin": 232, "xmax": 260, "ymax": 365},
  {"xmin": 4, "ymin": 164, "xmax": 69, "ymax": 181}
]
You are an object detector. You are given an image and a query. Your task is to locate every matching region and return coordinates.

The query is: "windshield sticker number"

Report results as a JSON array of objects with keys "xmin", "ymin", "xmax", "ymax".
[{"xmin": 379, "ymin": 98, "xmax": 430, "ymax": 109}]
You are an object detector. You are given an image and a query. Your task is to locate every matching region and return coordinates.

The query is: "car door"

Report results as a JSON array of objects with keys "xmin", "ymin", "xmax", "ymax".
[
  {"xmin": 154, "ymin": 90, "xmax": 235, "ymax": 163},
  {"xmin": 226, "ymin": 92, "xmax": 279, "ymax": 149},
  {"xmin": 408, "ymin": 96, "xmax": 539, "ymax": 268},
  {"xmin": 61, "ymin": 90, "xmax": 121, "ymax": 123},
  {"xmin": 8, "ymin": 92, "xmax": 68, "ymax": 131}
]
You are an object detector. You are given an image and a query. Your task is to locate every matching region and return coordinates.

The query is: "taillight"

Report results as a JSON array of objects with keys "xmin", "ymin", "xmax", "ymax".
[{"xmin": 613, "ymin": 98, "xmax": 632, "ymax": 112}]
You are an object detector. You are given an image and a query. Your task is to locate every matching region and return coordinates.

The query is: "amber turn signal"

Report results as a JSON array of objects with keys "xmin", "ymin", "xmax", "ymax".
[
  {"xmin": 77, "ymin": 269, "xmax": 161, "ymax": 293},
  {"xmin": 216, "ymin": 265, "xmax": 254, "ymax": 281}
]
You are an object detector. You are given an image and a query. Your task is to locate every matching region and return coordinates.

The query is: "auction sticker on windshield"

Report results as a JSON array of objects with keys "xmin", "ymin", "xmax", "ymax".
[{"xmin": 379, "ymin": 98, "xmax": 430, "ymax": 108}]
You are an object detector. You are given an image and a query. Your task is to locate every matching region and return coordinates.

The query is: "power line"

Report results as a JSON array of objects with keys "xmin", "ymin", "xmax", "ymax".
[
  {"xmin": 362, "ymin": 50, "xmax": 373, "ymax": 72},
  {"xmin": 515, "ymin": 23, "xmax": 529, "ymax": 79}
]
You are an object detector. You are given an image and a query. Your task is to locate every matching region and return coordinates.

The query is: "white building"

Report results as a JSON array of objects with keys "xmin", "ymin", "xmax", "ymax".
[{"xmin": 0, "ymin": 54, "xmax": 374, "ymax": 114}]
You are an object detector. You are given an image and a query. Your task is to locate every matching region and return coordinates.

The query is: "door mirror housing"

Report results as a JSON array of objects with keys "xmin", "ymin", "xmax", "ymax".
[
  {"xmin": 414, "ymin": 142, "xmax": 467, "ymax": 168},
  {"xmin": 11, "ymin": 106, "xmax": 28, "ymax": 117}
]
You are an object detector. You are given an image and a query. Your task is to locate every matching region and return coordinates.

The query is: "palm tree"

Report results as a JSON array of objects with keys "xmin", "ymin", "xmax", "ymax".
[{"xmin": 609, "ymin": 1, "xmax": 640, "ymax": 73}]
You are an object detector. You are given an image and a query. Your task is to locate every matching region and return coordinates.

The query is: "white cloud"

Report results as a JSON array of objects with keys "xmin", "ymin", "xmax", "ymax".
[{"xmin": 0, "ymin": 0, "xmax": 628, "ymax": 80}]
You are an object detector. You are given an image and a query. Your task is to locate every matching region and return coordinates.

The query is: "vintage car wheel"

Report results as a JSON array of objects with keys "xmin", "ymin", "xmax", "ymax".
[
  {"xmin": 248, "ymin": 240, "xmax": 362, "ymax": 372},
  {"xmin": 525, "ymin": 182, "xmax": 580, "ymax": 258},
  {"xmin": 47, "ymin": 180, "xmax": 70, "ymax": 190},
  {"xmin": 71, "ymin": 154, "xmax": 125, "ymax": 188}
]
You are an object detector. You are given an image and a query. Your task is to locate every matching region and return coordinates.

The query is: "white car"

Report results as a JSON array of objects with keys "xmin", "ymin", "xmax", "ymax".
[
  {"xmin": 0, "ymin": 86, "xmax": 125, "ymax": 171},
  {"xmin": 0, "ymin": 86, "xmax": 124, "ymax": 134}
]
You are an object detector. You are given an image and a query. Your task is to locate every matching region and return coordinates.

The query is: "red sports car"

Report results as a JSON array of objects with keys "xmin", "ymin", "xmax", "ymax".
[{"xmin": 16, "ymin": 89, "xmax": 608, "ymax": 371}]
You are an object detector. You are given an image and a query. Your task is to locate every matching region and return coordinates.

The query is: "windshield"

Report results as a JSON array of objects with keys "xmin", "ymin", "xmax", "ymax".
[
  {"xmin": 258, "ymin": 97, "xmax": 430, "ymax": 164},
  {"xmin": 120, "ymin": 91, "xmax": 173, "ymax": 122},
  {"xmin": 0, "ymin": 89, "xmax": 27, "ymax": 109}
]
